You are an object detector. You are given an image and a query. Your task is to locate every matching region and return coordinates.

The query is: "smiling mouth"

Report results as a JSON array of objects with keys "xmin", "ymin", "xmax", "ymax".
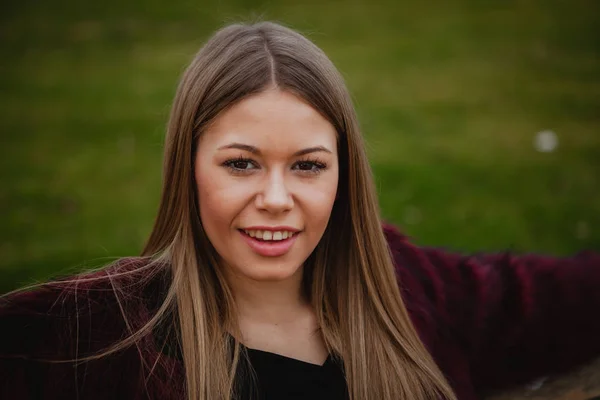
[
  {"xmin": 237, "ymin": 229, "xmax": 299, "ymax": 257},
  {"xmin": 238, "ymin": 229, "xmax": 298, "ymax": 241}
]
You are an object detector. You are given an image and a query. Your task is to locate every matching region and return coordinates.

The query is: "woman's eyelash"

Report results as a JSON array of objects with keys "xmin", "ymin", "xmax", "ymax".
[
  {"xmin": 221, "ymin": 156, "xmax": 327, "ymax": 174},
  {"xmin": 293, "ymin": 157, "xmax": 327, "ymax": 174},
  {"xmin": 222, "ymin": 156, "xmax": 256, "ymax": 173}
]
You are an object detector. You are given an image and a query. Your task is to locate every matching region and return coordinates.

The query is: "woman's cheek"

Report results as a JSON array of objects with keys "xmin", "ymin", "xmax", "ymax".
[
  {"xmin": 208, "ymin": 174, "xmax": 257, "ymax": 203},
  {"xmin": 302, "ymin": 183, "xmax": 337, "ymax": 219}
]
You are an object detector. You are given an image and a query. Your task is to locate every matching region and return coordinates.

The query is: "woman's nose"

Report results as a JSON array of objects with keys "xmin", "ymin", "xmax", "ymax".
[{"xmin": 256, "ymin": 171, "xmax": 293, "ymax": 213}]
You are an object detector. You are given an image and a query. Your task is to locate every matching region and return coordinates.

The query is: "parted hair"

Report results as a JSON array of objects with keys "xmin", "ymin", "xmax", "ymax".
[{"xmin": 139, "ymin": 21, "xmax": 457, "ymax": 400}]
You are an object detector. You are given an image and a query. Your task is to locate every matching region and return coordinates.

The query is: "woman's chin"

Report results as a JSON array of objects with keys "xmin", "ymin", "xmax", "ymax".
[
  {"xmin": 235, "ymin": 263, "xmax": 303, "ymax": 283},
  {"xmin": 245, "ymin": 270, "xmax": 301, "ymax": 283}
]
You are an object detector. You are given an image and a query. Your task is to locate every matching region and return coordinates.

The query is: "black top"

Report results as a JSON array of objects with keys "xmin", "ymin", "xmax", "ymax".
[{"xmin": 236, "ymin": 347, "xmax": 349, "ymax": 400}]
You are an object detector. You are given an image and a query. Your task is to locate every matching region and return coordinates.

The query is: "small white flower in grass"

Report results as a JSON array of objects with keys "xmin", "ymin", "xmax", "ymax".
[
  {"xmin": 525, "ymin": 376, "xmax": 547, "ymax": 391},
  {"xmin": 534, "ymin": 130, "xmax": 558, "ymax": 153}
]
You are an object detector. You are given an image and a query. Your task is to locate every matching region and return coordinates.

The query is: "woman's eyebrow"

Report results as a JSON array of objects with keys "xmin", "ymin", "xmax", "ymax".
[{"xmin": 217, "ymin": 142, "xmax": 332, "ymax": 156}]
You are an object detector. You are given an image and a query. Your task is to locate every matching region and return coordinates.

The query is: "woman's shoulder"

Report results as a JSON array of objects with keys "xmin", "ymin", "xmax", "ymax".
[
  {"xmin": 0, "ymin": 257, "xmax": 181, "ymax": 399},
  {"xmin": 2, "ymin": 257, "xmax": 163, "ymax": 311},
  {"xmin": 381, "ymin": 222, "xmax": 437, "ymax": 285},
  {"xmin": 0, "ymin": 256, "xmax": 170, "ymax": 359}
]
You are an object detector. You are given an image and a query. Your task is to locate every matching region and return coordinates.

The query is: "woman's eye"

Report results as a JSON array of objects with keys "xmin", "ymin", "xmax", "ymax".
[
  {"xmin": 293, "ymin": 160, "xmax": 326, "ymax": 173},
  {"xmin": 223, "ymin": 158, "xmax": 326, "ymax": 174},
  {"xmin": 223, "ymin": 158, "xmax": 257, "ymax": 172},
  {"xmin": 232, "ymin": 160, "xmax": 251, "ymax": 169}
]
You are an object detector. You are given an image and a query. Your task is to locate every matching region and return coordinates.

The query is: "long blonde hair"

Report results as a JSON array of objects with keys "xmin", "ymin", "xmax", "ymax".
[{"xmin": 131, "ymin": 21, "xmax": 457, "ymax": 400}]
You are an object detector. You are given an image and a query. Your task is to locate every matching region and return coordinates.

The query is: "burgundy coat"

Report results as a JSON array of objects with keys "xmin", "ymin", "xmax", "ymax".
[{"xmin": 2, "ymin": 223, "xmax": 600, "ymax": 399}]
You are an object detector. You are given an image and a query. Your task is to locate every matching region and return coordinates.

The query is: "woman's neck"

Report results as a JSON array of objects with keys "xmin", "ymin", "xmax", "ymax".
[
  {"xmin": 224, "ymin": 266, "xmax": 327, "ymax": 364},
  {"xmin": 226, "ymin": 266, "xmax": 310, "ymax": 325}
]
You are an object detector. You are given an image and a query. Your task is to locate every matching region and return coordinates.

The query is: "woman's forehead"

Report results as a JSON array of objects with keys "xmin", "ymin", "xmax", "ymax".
[{"xmin": 199, "ymin": 90, "xmax": 338, "ymax": 156}]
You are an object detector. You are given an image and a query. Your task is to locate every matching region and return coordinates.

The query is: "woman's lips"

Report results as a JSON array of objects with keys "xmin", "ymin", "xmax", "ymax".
[{"xmin": 238, "ymin": 229, "xmax": 299, "ymax": 257}]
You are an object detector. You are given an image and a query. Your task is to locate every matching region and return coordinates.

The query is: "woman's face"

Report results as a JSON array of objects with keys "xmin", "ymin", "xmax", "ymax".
[{"xmin": 194, "ymin": 89, "xmax": 339, "ymax": 283}]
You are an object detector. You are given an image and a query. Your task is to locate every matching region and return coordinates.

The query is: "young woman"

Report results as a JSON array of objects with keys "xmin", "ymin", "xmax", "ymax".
[{"xmin": 1, "ymin": 21, "xmax": 600, "ymax": 400}]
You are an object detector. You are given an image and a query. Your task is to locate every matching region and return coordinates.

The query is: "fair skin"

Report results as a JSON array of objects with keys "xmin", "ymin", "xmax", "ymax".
[{"xmin": 194, "ymin": 88, "xmax": 339, "ymax": 365}]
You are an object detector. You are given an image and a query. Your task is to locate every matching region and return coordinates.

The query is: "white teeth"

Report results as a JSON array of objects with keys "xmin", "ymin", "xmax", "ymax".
[{"xmin": 243, "ymin": 229, "xmax": 296, "ymax": 241}]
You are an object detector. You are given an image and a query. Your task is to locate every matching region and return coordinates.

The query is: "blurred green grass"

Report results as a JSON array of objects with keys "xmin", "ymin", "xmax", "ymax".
[{"xmin": 1, "ymin": 0, "xmax": 599, "ymax": 294}]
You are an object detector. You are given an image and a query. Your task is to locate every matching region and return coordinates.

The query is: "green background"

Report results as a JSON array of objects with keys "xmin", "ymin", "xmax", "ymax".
[{"xmin": 1, "ymin": 0, "xmax": 599, "ymax": 294}]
